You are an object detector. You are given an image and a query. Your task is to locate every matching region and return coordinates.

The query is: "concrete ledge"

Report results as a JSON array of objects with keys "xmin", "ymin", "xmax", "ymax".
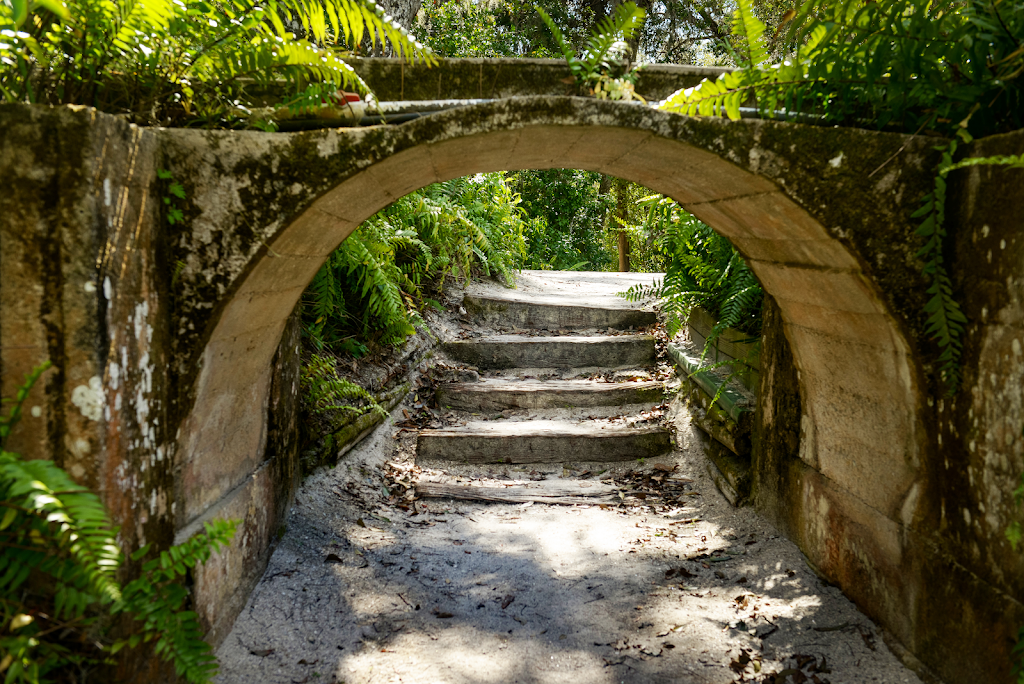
[
  {"xmin": 436, "ymin": 378, "xmax": 665, "ymax": 411},
  {"xmin": 303, "ymin": 383, "xmax": 409, "ymax": 472},
  {"xmin": 667, "ymin": 342, "xmax": 753, "ymax": 424},
  {"xmin": 244, "ymin": 58, "xmax": 730, "ymax": 104}
]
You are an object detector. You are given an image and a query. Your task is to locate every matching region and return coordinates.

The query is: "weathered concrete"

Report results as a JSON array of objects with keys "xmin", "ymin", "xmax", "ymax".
[
  {"xmin": 436, "ymin": 378, "xmax": 666, "ymax": 411},
  {"xmin": 462, "ymin": 269, "xmax": 660, "ymax": 330},
  {"xmin": 3, "ymin": 66, "xmax": 1024, "ymax": 683},
  {"xmin": 463, "ymin": 294, "xmax": 656, "ymax": 330},
  {"xmin": 444, "ymin": 334, "xmax": 657, "ymax": 370},
  {"xmin": 705, "ymin": 440, "xmax": 752, "ymax": 507},
  {"xmin": 687, "ymin": 306, "xmax": 760, "ymax": 392},
  {"xmin": 253, "ymin": 58, "xmax": 730, "ymax": 104},
  {"xmin": 416, "ymin": 419, "xmax": 672, "ymax": 464}
]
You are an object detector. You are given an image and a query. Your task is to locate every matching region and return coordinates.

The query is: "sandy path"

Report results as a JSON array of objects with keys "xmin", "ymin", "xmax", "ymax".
[
  {"xmin": 215, "ymin": 408, "xmax": 921, "ymax": 684},
  {"xmin": 215, "ymin": 272, "xmax": 921, "ymax": 684}
]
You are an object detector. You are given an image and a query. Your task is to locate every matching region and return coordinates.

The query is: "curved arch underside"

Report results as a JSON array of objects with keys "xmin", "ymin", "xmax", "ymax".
[{"xmin": 174, "ymin": 98, "xmax": 927, "ymax": 647}]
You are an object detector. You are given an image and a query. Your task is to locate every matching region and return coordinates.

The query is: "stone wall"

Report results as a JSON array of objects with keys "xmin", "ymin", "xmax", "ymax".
[
  {"xmin": 0, "ymin": 105, "xmax": 306, "ymax": 677},
  {"xmin": 751, "ymin": 131, "xmax": 1024, "ymax": 684},
  {"xmin": 2, "ymin": 88, "xmax": 1023, "ymax": 684}
]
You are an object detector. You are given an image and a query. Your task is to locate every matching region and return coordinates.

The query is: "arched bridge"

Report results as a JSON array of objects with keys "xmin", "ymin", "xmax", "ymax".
[{"xmin": 1, "ymin": 58, "xmax": 1022, "ymax": 684}]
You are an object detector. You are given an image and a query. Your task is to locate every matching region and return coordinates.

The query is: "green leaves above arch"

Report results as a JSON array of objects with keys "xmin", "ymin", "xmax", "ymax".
[
  {"xmin": 661, "ymin": 0, "xmax": 1024, "ymax": 395},
  {"xmin": 0, "ymin": 0, "xmax": 435, "ymax": 125}
]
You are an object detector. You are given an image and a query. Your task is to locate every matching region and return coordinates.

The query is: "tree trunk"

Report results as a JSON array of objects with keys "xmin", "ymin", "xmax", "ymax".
[
  {"xmin": 375, "ymin": 0, "xmax": 422, "ymax": 56},
  {"xmin": 615, "ymin": 177, "xmax": 630, "ymax": 272}
]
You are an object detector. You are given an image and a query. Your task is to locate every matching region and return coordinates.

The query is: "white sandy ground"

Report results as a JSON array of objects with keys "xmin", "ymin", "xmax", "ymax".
[
  {"xmin": 215, "ymin": 272, "xmax": 923, "ymax": 684},
  {"xmin": 215, "ymin": 401, "xmax": 923, "ymax": 684}
]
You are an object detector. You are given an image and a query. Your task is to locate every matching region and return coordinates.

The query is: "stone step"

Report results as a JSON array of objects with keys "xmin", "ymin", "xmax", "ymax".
[
  {"xmin": 436, "ymin": 378, "xmax": 665, "ymax": 411},
  {"xmin": 416, "ymin": 419, "xmax": 672, "ymax": 465},
  {"xmin": 444, "ymin": 334, "xmax": 656, "ymax": 370},
  {"xmin": 463, "ymin": 293, "xmax": 655, "ymax": 330}
]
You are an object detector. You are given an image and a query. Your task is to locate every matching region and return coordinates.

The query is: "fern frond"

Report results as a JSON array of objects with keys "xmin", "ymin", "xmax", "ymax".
[
  {"xmin": 301, "ymin": 354, "xmax": 386, "ymax": 417},
  {"xmin": 2, "ymin": 365, "xmax": 236, "ymax": 683},
  {"xmin": 535, "ymin": 5, "xmax": 578, "ymax": 73},
  {"xmin": 730, "ymin": 0, "xmax": 768, "ymax": 68},
  {"xmin": 580, "ymin": 2, "xmax": 645, "ymax": 75}
]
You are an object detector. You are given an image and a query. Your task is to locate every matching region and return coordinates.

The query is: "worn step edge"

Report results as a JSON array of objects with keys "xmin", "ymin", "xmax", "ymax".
[
  {"xmin": 445, "ymin": 334, "xmax": 656, "ymax": 370},
  {"xmin": 416, "ymin": 421, "xmax": 672, "ymax": 464},
  {"xmin": 436, "ymin": 379, "xmax": 665, "ymax": 410},
  {"xmin": 463, "ymin": 294, "xmax": 656, "ymax": 330},
  {"xmin": 414, "ymin": 480, "xmax": 616, "ymax": 505}
]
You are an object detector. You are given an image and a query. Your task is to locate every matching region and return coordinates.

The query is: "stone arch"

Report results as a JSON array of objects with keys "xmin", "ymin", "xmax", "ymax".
[{"xmin": 173, "ymin": 97, "xmax": 927, "ymax": 642}]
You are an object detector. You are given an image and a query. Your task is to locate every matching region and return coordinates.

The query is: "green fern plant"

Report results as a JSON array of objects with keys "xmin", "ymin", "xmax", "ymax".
[
  {"xmin": 660, "ymin": 0, "xmax": 1024, "ymax": 394},
  {"xmin": 662, "ymin": 0, "xmax": 1024, "ymax": 134},
  {"xmin": 625, "ymin": 194, "xmax": 762, "ymax": 340},
  {"xmin": 0, "ymin": 362, "xmax": 238, "ymax": 683},
  {"xmin": 301, "ymin": 173, "xmax": 527, "ymax": 354},
  {"xmin": 302, "ymin": 227, "xmax": 418, "ymax": 351},
  {"xmin": 536, "ymin": 1, "xmax": 646, "ymax": 101},
  {"xmin": 301, "ymin": 354, "xmax": 386, "ymax": 418},
  {"xmin": 0, "ymin": 0, "xmax": 434, "ymax": 126}
]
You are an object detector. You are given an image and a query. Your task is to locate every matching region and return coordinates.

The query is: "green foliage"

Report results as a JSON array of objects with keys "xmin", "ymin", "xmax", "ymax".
[
  {"xmin": 624, "ymin": 195, "xmax": 762, "ymax": 341},
  {"xmin": 157, "ymin": 169, "xmax": 186, "ymax": 225},
  {"xmin": 304, "ymin": 227, "xmax": 419, "ymax": 351},
  {"xmin": 727, "ymin": 0, "xmax": 768, "ymax": 69},
  {"xmin": 537, "ymin": 1, "xmax": 647, "ymax": 101},
  {"xmin": 109, "ymin": 520, "xmax": 236, "ymax": 682},
  {"xmin": 301, "ymin": 354, "xmax": 386, "ymax": 418},
  {"xmin": 661, "ymin": 0, "xmax": 1024, "ymax": 394},
  {"xmin": 663, "ymin": 0, "xmax": 1024, "ymax": 136},
  {"xmin": 0, "ymin": 0, "xmax": 433, "ymax": 126},
  {"xmin": 0, "ymin": 363, "xmax": 237, "ymax": 683},
  {"xmin": 302, "ymin": 173, "xmax": 527, "ymax": 353},
  {"xmin": 912, "ymin": 128, "xmax": 973, "ymax": 394},
  {"xmin": 604, "ymin": 178, "xmax": 670, "ymax": 274},
  {"xmin": 507, "ymin": 169, "xmax": 614, "ymax": 272},
  {"xmin": 417, "ymin": 0, "xmax": 525, "ymax": 58}
]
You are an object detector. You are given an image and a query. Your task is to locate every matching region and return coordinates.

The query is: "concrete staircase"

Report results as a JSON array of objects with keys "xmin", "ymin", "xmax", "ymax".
[{"xmin": 416, "ymin": 271, "xmax": 672, "ymax": 467}]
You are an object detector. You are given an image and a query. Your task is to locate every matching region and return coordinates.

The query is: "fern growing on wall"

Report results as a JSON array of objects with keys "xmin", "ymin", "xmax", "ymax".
[
  {"xmin": 301, "ymin": 354, "xmax": 387, "ymax": 418},
  {"xmin": 624, "ymin": 195, "xmax": 762, "ymax": 342},
  {"xmin": 0, "ymin": 363, "xmax": 238, "ymax": 683}
]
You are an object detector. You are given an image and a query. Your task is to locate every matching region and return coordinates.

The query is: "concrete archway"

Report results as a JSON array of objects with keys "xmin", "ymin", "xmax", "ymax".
[{"xmin": 164, "ymin": 97, "xmax": 934, "ymax": 659}]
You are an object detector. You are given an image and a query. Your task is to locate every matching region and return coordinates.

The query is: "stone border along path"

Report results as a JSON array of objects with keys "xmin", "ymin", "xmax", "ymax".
[{"xmin": 215, "ymin": 271, "xmax": 923, "ymax": 684}]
